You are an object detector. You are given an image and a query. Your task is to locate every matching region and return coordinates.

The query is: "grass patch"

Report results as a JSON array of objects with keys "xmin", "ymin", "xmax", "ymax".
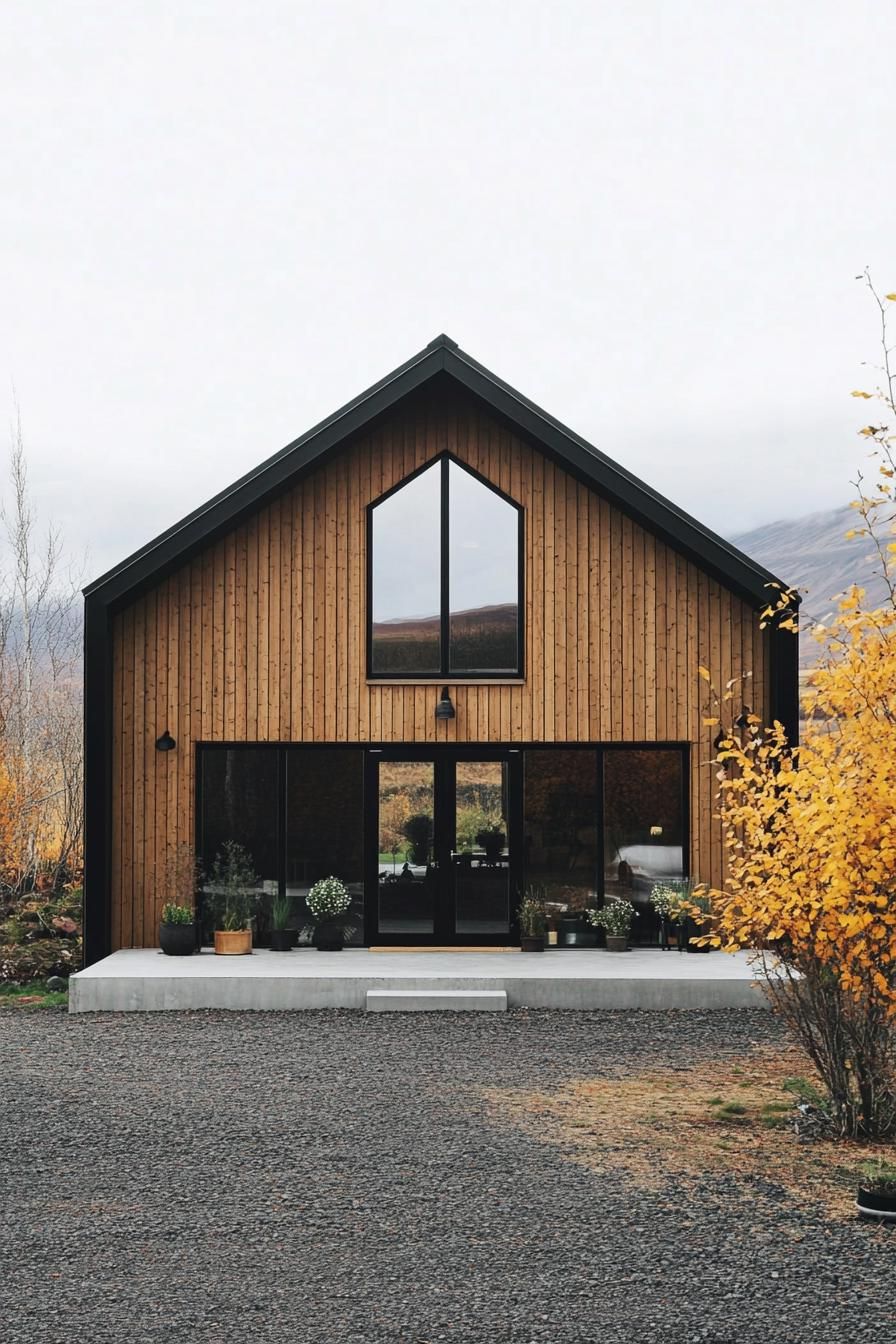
[
  {"xmin": 717, "ymin": 1100, "xmax": 748, "ymax": 1119},
  {"xmin": 485, "ymin": 1046, "xmax": 896, "ymax": 1219},
  {"xmin": 0, "ymin": 979, "xmax": 68, "ymax": 1008}
]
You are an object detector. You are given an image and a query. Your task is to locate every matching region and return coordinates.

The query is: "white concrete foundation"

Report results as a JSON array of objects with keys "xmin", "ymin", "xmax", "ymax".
[
  {"xmin": 366, "ymin": 988, "xmax": 507, "ymax": 1012},
  {"xmin": 68, "ymin": 947, "xmax": 768, "ymax": 1013}
]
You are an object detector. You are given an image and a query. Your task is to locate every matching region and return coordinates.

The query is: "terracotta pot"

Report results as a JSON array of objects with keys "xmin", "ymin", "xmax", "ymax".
[{"xmin": 214, "ymin": 929, "xmax": 252, "ymax": 955}]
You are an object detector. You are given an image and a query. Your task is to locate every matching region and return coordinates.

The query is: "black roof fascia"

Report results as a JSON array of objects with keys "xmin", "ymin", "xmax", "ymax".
[
  {"xmin": 440, "ymin": 343, "xmax": 788, "ymax": 607},
  {"xmin": 84, "ymin": 333, "xmax": 792, "ymax": 612},
  {"xmin": 84, "ymin": 340, "xmax": 449, "ymax": 607}
]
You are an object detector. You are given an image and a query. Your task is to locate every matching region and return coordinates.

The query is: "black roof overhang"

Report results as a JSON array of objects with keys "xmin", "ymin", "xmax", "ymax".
[{"xmin": 83, "ymin": 334, "xmax": 793, "ymax": 613}]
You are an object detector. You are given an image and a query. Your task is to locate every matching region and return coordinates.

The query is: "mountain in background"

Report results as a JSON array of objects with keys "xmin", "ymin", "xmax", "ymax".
[{"xmin": 732, "ymin": 505, "xmax": 890, "ymax": 667}]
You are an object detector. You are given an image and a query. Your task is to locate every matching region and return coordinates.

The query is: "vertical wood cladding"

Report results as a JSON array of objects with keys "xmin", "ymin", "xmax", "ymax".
[{"xmin": 110, "ymin": 387, "xmax": 767, "ymax": 947}]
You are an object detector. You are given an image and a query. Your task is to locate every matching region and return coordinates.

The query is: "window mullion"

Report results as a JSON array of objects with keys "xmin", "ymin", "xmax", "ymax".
[{"xmin": 440, "ymin": 454, "xmax": 450, "ymax": 676}]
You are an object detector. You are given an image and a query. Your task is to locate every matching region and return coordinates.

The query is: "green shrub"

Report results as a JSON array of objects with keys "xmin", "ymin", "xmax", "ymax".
[
  {"xmin": 161, "ymin": 903, "xmax": 193, "ymax": 925},
  {"xmin": 402, "ymin": 814, "xmax": 433, "ymax": 865},
  {"xmin": 717, "ymin": 1101, "xmax": 747, "ymax": 1119},
  {"xmin": 271, "ymin": 891, "xmax": 293, "ymax": 930},
  {"xmin": 519, "ymin": 885, "xmax": 547, "ymax": 937},
  {"xmin": 207, "ymin": 842, "xmax": 259, "ymax": 931}
]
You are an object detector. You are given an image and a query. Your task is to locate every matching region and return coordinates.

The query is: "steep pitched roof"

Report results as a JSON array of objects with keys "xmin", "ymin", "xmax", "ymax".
[{"xmin": 84, "ymin": 334, "xmax": 788, "ymax": 608}]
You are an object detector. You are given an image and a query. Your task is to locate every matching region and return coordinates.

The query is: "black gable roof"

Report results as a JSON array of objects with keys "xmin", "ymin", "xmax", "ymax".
[{"xmin": 84, "ymin": 334, "xmax": 788, "ymax": 609}]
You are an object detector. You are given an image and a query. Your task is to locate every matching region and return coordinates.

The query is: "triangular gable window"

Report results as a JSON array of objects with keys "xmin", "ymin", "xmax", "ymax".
[{"xmin": 368, "ymin": 455, "xmax": 523, "ymax": 678}]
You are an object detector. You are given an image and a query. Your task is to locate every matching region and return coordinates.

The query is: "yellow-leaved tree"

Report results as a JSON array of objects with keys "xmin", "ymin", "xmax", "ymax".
[{"xmin": 702, "ymin": 273, "xmax": 896, "ymax": 1141}]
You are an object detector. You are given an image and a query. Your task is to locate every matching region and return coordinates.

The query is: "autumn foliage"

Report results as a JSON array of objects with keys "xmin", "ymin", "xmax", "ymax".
[{"xmin": 700, "ymin": 275, "xmax": 896, "ymax": 1139}]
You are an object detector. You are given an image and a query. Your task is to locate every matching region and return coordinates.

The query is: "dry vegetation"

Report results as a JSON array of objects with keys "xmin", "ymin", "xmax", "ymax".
[
  {"xmin": 485, "ymin": 1046, "xmax": 894, "ymax": 1219},
  {"xmin": 0, "ymin": 418, "xmax": 83, "ymax": 981}
]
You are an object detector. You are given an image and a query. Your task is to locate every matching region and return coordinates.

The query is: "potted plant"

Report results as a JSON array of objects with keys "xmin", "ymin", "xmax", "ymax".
[
  {"xmin": 587, "ymin": 897, "xmax": 636, "ymax": 951},
  {"xmin": 269, "ymin": 890, "xmax": 294, "ymax": 951},
  {"xmin": 651, "ymin": 883, "xmax": 679, "ymax": 950},
  {"xmin": 518, "ymin": 885, "xmax": 547, "ymax": 952},
  {"xmin": 159, "ymin": 902, "xmax": 195, "ymax": 957},
  {"xmin": 207, "ymin": 841, "xmax": 258, "ymax": 955},
  {"xmin": 475, "ymin": 824, "xmax": 506, "ymax": 861},
  {"xmin": 857, "ymin": 1160, "xmax": 896, "ymax": 1222},
  {"xmin": 307, "ymin": 876, "xmax": 352, "ymax": 951},
  {"xmin": 556, "ymin": 889, "xmax": 590, "ymax": 946},
  {"xmin": 402, "ymin": 814, "xmax": 433, "ymax": 865},
  {"xmin": 158, "ymin": 843, "xmax": 201, "ymax": 956}
]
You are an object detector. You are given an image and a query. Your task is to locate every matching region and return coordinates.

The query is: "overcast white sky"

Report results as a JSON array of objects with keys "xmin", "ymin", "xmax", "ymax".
[{"xmin": 2, "ymin": 1, "xmax": 894, "ymax": 585}]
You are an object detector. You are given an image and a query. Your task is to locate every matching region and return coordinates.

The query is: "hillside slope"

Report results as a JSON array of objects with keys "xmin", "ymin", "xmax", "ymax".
[{"xmin": 731, "ymin": 505, "xmax": 891, "ymax": 666}]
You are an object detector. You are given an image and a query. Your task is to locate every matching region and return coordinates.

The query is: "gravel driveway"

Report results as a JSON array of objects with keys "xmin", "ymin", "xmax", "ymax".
[{"xmin": 1, "ymin": 1008, "xmax": 892, "ymax": 1343}]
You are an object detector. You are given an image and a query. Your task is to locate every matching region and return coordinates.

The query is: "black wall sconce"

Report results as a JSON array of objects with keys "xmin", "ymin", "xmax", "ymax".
[
  {"xmin": 435, "ymin": 687, "xmax": 455, "ymax": 721},
  {"xmin": 155, "ymin": 730, "xmax": 176, "ymax": 752}
]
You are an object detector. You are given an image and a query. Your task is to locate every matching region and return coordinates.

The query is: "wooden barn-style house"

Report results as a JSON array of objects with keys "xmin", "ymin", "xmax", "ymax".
[{"xmin": 82, "ymin": 336, "xmax": 797, "ymax": 963}]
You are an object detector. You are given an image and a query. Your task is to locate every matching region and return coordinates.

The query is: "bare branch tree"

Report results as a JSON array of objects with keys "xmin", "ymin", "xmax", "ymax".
[{"xmin": 0, "ymin": 407, "xmax": 83, "ymax": 894}]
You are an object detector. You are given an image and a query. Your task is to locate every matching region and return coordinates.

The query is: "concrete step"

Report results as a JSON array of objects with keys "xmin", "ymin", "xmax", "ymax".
[{"xmin": 366, "ymin": 988, "xmax": 507, "ymax": 1013}]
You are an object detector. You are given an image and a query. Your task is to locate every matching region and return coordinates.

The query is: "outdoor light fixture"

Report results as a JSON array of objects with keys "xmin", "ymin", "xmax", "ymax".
[
  {"xmin": 155, "ymin": 730, "xmax": 176, "ymax": 752},
  {"xmin": 434, "ymin": 687, "xmax": 455, "ymax": 721}
]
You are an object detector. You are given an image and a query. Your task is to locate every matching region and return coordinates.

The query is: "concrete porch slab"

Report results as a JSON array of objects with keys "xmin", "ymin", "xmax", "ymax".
[{"xmin": 68, "ymin": 947, "xmax": 768, "ymax": 1013}]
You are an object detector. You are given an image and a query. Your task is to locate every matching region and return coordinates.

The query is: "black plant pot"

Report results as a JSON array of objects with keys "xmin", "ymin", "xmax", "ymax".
[
  {"xmin": 856, "ymin": 1187, "xmax": 896, "ymax": 1221},
  {"xmin": 684, "ymin": 918, "xmax": 711, "ymax": 952},
  {"xmin": 159, "ymin": 923, "xmax": 196, "ymax": 957},
  {"xmin": 269, "ymin": 928, "xmax": 295, "ymax": 952},
  {"xmin": 558, "ymin": 916, "xmax": 587, "ymax": 947},
  {"xmin": 312, "ymin": 920, "xmax": 345, "ymax": 952},
  {"xmin": 520, "ymin": 935, "xmax": 545, "ymax": 952}
]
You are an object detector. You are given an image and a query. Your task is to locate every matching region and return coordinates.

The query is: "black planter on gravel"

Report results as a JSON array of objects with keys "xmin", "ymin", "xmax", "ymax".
[
  {"xmin": 159, "ymin": 923, "xmax": 196, "ymax": 957},
  {"xmin": 856, "ymin": 1187, "xmax": 896, "ymax": 1221},
  {"xmin": 269, "ymin": 929, "xmax": 295, "ymax": 952},
  {"xmin": 312, "ymin": 920, "xmax": 345, "ymax": 952}
]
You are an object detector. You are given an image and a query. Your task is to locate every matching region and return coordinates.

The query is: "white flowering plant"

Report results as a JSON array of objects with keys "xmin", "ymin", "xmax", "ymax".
[
  {"xmin": 651, "ymin": 883, "xmax": 683, "ymax": 920},
  {"xmin": 586, "ymin": 897, "xmax": 636, "ymax": 937},
  {"xmin": 651, "ymin": 879, "xmax": 708, "ymax": 925},
  {"xmin": 306, "ymin": 876, "xmax": 351, "ymax": 921}
]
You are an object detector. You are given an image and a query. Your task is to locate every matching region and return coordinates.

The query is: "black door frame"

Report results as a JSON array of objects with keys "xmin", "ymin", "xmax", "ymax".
[{"xmin": 364, "ymin": 744, "xmax": 524, "ymax": 946}]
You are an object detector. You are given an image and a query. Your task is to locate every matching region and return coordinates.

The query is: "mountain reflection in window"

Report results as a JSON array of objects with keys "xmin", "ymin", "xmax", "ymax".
[
  {"xmin": 448, "ymin": 461, "xmax": 518, "ymax": 673},
  {"xmin": 370, "ymin": 461, "xmax": 441, "ymax": 673},
  {"xmin": 369, "ymin": 456, "xmax": 521, "ymax": 677}
]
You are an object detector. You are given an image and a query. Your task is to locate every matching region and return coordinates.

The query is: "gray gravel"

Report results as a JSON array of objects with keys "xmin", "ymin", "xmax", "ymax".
[{"xmin": 1, "ymin": 1007, "xmax": 893, "ymax": 1343}]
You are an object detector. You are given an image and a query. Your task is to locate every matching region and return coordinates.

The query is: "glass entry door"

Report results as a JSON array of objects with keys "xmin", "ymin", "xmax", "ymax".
[{"xmin": 367, "ymin": 748, "xmax": 521, "ymax": 944}]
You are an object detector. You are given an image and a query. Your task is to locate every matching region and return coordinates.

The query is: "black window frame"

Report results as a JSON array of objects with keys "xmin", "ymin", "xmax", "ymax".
[
  {"xmin": 366, "ymin": 452, "xmax": 525, "ymax": 680},
  {"xmin": 193, "ymin": 740, "xmax": 689, "ymax": 950}
]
